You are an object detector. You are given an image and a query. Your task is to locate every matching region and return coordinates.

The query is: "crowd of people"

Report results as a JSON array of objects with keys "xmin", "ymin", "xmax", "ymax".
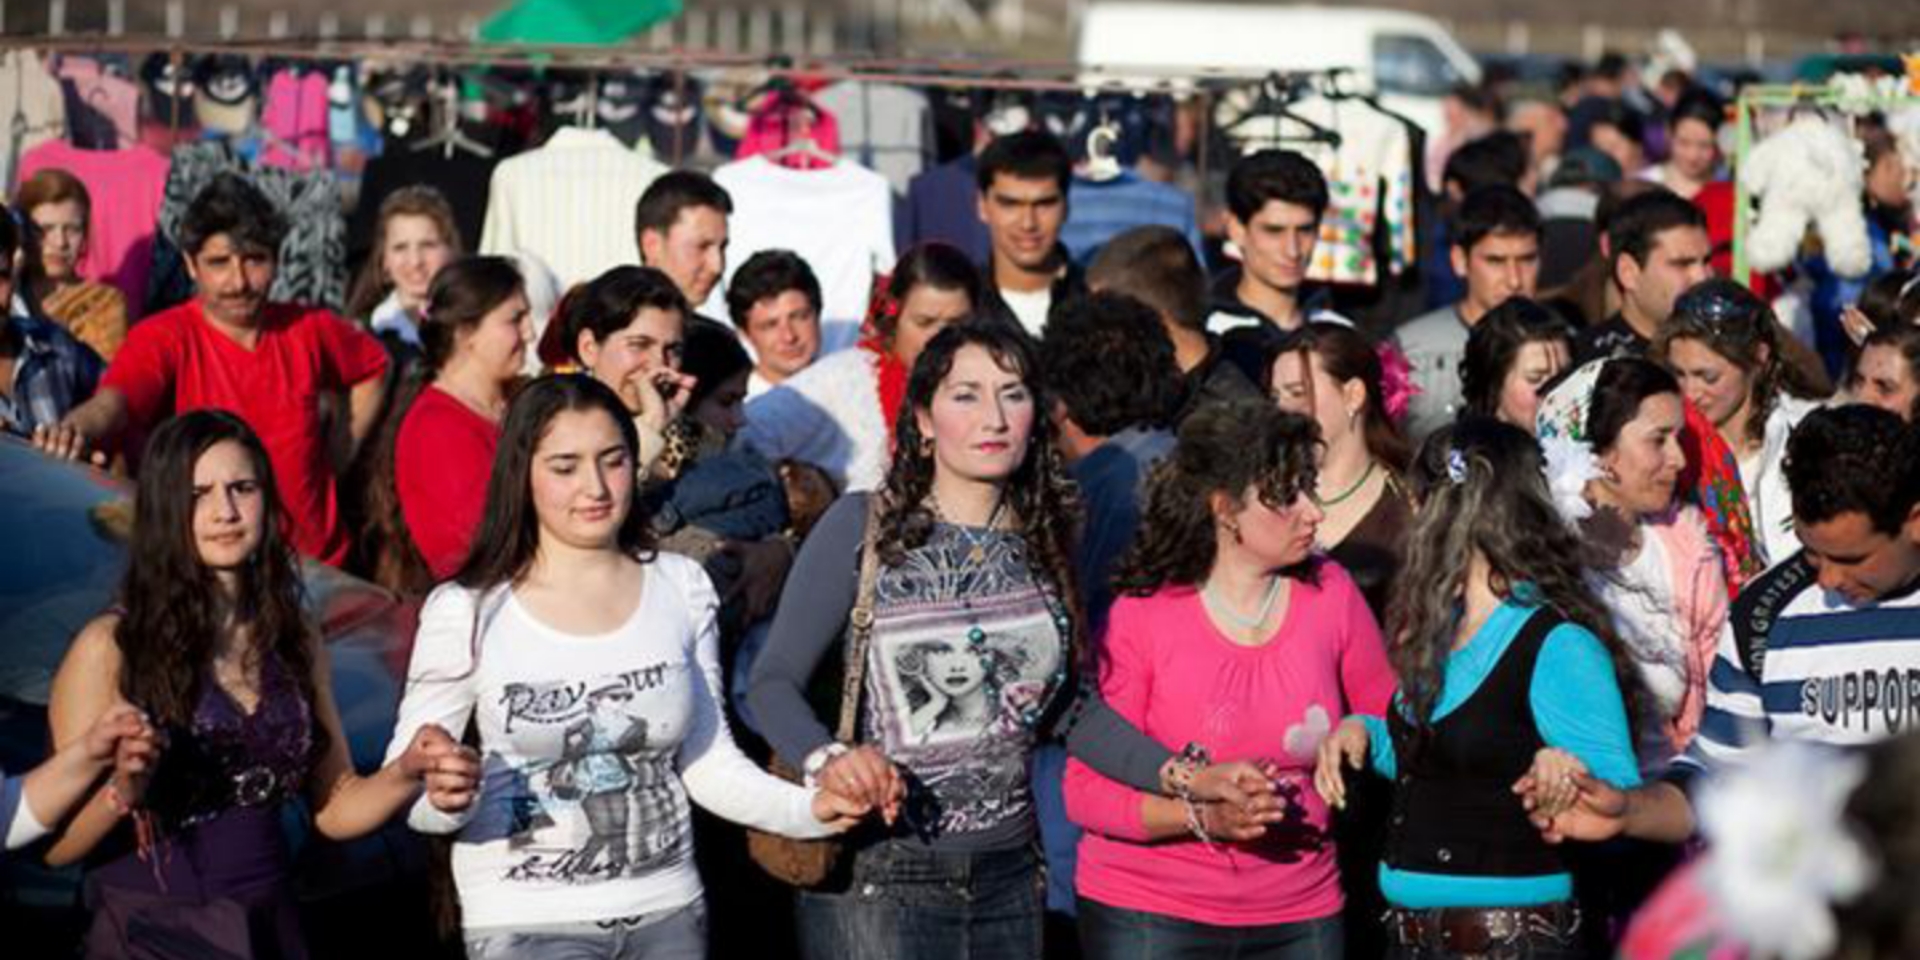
[{"xmin": 2, "ymin": 43, "xmax": 1919, "ymax": 960}]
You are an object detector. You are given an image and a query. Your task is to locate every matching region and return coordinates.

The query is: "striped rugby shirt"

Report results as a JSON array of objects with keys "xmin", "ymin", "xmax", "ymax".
[{"xmin": 1674, "ymin": 554, "xmax": 1920, "ymax": 784}]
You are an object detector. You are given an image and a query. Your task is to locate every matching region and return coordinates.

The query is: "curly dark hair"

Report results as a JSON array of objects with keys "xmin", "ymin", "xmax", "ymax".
[
  {"xmin": 1114, "ymin": 399, "xmax": 1321, "ymax": 595},
  {"xmin": 879, "ymin": 322, "xmax": 1085, "ymax": 661},
  {"xmin": 1391, "ymin": 418, "xmax": 1642, "ymax": 748},
  {"xmin": 351, "ymin": 256, "xmax": 525, "ymax": 596},
  {"xmin": 116, "ymin": 410, "xmax": 326, "ymax": 780},
  {"xmin": 1783, "ymin": 405, "xmax": 1920, "ymax": 536},
  {"xmin": 1037, "ymin": 290, "xmax": 1182, "ymax": 436},
  {"xmin": 178, "ymin": 172, "xmax": 288, "ymax": 258}
]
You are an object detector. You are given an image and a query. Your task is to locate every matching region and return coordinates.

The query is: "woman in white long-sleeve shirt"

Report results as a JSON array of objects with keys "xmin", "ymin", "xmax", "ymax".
[{"xmin": 385, "ymin": 374, "xmax": 872, "ymax": 960}]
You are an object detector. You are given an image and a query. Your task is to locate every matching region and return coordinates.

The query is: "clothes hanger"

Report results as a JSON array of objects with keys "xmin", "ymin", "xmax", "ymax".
[
  {"xmin": 411, "ymin": 72, "xmax": 494, "ymax": 159},
  {"xmin": 1081, "ymin": 98, "xmax": 1124, "ymax": 182}
]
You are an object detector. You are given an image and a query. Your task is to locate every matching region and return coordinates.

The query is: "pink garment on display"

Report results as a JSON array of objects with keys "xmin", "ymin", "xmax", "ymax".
[
  {"xmin": 55, "ymin": 57, "xmax": 140, "ymax": 148},
  {"xmin": 735, "ymin": 99, "xmax": 841, "ymax": 170},
  {"xmin": 17, "ymin": 139, "xmax": 171, "ymax": 315},
  {"xmin": 258, "ymin": 69, "xmax": 331, "ymax": 171}
]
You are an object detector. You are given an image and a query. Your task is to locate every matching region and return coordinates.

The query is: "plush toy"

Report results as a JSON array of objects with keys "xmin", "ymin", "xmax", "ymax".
[
  {"xmin": 1888, "ymin": 106, "xmax": 1920, "ymax": 213},
  {"xmin": 1740, "ymin": 114, "xmax": 1872, "ymax": 278}
]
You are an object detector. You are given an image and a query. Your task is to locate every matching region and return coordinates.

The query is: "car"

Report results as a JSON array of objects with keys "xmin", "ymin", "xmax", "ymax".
[{"xmin": 0, "ymin": 436, "xmax": 451, "ymax": 958}]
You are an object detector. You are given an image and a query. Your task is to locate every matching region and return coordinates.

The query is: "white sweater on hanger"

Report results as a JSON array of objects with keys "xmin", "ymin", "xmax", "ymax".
[
  {"xmin": 701, "ymin": 155, "xmax": 896, "ymax": 329},
  {"xmin": 479, "ymin": 126, "xmax": 667, "ymax": 288}
]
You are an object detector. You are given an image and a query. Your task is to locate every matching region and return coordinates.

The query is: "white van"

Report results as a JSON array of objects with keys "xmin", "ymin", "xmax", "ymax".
[{"xmin": 1074, "ymin": 3, "xmax": 1482, "ymax": 134}]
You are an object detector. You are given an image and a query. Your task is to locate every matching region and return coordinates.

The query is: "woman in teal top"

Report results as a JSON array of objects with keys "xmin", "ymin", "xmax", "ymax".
[{"xmin": 1316, "ymin": 417, "xmax": 1642, "ymax": 959}]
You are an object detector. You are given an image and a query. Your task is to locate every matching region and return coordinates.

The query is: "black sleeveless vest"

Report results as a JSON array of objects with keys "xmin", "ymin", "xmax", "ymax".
[{"xmin": 1384, "ymin": 609, "xmax": 1568, "ymax": 877}]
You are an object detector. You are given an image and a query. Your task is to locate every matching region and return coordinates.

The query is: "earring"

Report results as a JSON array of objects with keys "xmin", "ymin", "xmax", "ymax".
[
  {"xmin": 919, "ymin": 436, "xmax": 934, "ymax": 457},
  {"xmin": 1224, "ymin": 521, "xmax": 1242, "ymax": 545}
]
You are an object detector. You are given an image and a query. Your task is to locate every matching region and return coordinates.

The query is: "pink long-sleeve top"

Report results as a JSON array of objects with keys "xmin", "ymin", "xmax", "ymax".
[{"xmin": 1064, "ymin": 561, "xmax": 1397, "ymax": 927}]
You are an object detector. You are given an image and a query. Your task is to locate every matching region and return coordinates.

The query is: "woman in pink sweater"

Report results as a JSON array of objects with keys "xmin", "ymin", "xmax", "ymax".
[{"xmin": 1064, "ymin": 400, "xmax": 1397, "ymax": 959}]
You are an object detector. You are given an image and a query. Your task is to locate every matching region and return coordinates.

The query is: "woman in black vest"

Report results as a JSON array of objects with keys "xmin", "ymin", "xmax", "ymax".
[{"xmin": 1314, "ymin": 417, "xmax": 1643, "ymax": 959}]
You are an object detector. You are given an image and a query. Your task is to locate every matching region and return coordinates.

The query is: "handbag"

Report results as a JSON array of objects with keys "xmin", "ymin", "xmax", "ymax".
[{"xmin": 745, "ymin": 496, "xmax": 884, "ymax": 887}]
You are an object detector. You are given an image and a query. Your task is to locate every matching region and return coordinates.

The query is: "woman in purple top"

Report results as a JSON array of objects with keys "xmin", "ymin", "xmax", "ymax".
[{"xmin": 45, "ymin": 410, "xmax": 479, "ymax": 959}]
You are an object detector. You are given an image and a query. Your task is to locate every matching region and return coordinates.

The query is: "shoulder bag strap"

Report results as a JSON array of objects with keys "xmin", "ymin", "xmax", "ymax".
[{"xmin": 832, "ymin": 495, "xmax": 886, "ymax": 743}]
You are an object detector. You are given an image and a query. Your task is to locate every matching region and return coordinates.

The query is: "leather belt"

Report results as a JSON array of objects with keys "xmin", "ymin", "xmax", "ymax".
[{"xmin": 1385, "ymin": 902, "xmax": 1581, "ymax": 955}]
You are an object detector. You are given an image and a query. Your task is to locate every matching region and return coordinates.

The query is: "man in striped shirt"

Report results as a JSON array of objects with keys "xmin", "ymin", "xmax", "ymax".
[{"xmin": 1531, "ymin": 405, "xmax": 1920, "ymax": 844}]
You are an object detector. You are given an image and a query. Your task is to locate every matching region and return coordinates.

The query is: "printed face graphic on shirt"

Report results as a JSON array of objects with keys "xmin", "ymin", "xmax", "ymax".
[{"xmin": 876, "ymin": 608, "xmax": 1061, "ymax": 746}]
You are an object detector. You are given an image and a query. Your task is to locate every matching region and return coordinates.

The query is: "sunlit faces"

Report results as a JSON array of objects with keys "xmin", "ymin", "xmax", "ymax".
[
  {"xmin": 1220, "ymin": 483, "xmax": 1324, "ymax": 568},
  {"xmin": 978, "ymin": 174, "xmax": 1066, "ymax": 272},
  {"xmin": 1453, "ymin": 233, "xmax": 1541, "ymax": 317},
  {"xmin": 191, "ymin": 439, "xmax": 267, "ymax": 570},
  {"xmin": 891, "ymin": 285, "xmax": 973, "ymax": 372},
  {"xmin": 1850, "ymin": 343, "xmax": 1920, "ymax": 422},
  {"xmin": 1796, "ymin": 508, "xmax": 1920, "ymax": 605},
  {"xmin": 381, "ymin": 214, "xmax": 453, "ymax": 308},
  {"xmin": 576, "ymin": 307, "xmax": 686, "ymax": 414},
  {"xmin": 1229, "ymin": 199, "xmax": 1320, "ymax": 294},
  {"xmin": 1666, "ymin": 337, "xmax": 1759, "ymax": 434},
  {"xmin": 1269, "ymin": 350, "xmax": 1363, "ymax": 450},
  {"xmin": 185, "ymin": 233, "xmax": 276, "ymax": 329},
  {"xmin": 456, "ymin": 291, "xmax": 534, "ymax": 383},
  {"xmin": 742, "ymin": 289, "xmax": 822, "ymax": 382},
  {"xmin": 692, "ymin": 369, "xmax": 751, "ymax": 437},
  {"xmin": 28, "ymin": 200, "xmax": 87, "ymax": 281},
  {"xmin": 641, "ymin": 206, "xmax": 729, "ymax": 304},
  {"xmin": 915, "ymin": 344, "xmax": 1036, "ymax": 484},
  {"xmin": 1618, "ymin": 227, "xmax": 1713, "ymax": 326},
  {"xmin": 1595, "ymin": 392, "xmax": 1687, "ymax": 517},
  {"xmin": 529, "ymin": 408, "xmax": 635, "ymax": 551},
  {"xmin": 1497, "ymin": 339, "xmax": 1570, "ymax": 431}
]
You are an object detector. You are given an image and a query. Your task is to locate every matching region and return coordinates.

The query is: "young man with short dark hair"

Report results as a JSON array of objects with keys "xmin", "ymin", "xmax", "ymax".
[
  {"xmin": 1209, "ymin": 150, "xmax": 1331, "ymax": 335},
  {"xmin": 1397, "ymin": 185, "xmax": 1545, "ymax": 440},
  {"xmin": 1573, "ymin": 188, "xmax": 1712, "ymax": 363},
  {"xmin": 1088, "ymin": 226, "xmax": 1261, "ymax": 423},
  {"xmin": 975, "ymin": 131, "xmax": 1082, "ymax": 336},
  {"xmin": 724, "ymin": 249, "xmax": 823, "ymax": 397},
  {"xmin": 36, "ymin": 174, "xmax": 388, "ymax": 566},
  {"xmin": 635, "ymin": 170, "xmax": 734, "ymax": 309},
  {"xmin": 1530, "ymin": 406, "xmax": 1920, "ymax": 845}
]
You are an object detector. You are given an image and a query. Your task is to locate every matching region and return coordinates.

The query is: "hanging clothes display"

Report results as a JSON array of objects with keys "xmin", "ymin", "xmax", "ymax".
[
  {"xmin": 478, "ymin": 125, "xmax": 667, "ymax": 288},
  {"xmin": 815, "ymin": 80, "xmax": 932, "ymax": 196},
  {"xmin": 17, "ymin": 139, "xmax": 171, "ymax": 316},
  {"xmin": 148, "ymin": 140, "xmax": 348, "ymax": 313},
  {"xmin": 55, "ymin": 56, "xmax": 141, "ymax": 150},
  {"xmin": 902, "ymin": 153, "xmax": 991, "ymax": 262},
  {"xmin": 704, "ymin": 153, "xmax": 896, "ymax": 330},
  {"xmin": 1061, "ymin": 169, "xmax": 1201, "ymax": 264},
  {"xmin": 258, "ymin": 66, "xmax": 334, "ymax": 171},
  {"xmin": 0, "ymin": 50, "xmax": 69, "ymax": 187}
]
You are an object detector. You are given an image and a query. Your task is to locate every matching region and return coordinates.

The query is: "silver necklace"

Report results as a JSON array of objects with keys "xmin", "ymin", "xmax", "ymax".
[
  {"xmin": 931, "ymin": 493, "xmax": 1006, "ymax": 565},
  {"xmin": 1203, "ymin": 576, "xmax": 1284, "ymax": 632}
]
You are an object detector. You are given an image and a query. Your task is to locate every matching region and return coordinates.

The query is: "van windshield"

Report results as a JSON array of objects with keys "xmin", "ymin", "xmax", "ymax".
[{"xmin": 1374, "ymin": 34, "xmax": 1463, "ymax": 97}]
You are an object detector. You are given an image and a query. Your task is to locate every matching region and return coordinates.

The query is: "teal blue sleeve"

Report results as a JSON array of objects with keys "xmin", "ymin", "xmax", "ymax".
[
  {"xmin": 1529, "ymin": 624, "xmax": 1643, "ymax": 789},
  {"xmin": 1361, "ymin": 714, "xmax": 1396, "ymax": 780}
]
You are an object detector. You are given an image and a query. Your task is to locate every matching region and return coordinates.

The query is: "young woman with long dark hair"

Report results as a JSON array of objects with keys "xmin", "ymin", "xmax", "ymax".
[
  {"xmin": 749, "ymin": 323, "xmax": 1279, "ymax": 960},
  {"xmin": 1065, "ymin": 399, "xmax": 1396, "ymax": 959},
  {"xmin": 354, "ymin": 256, "xmax": 530, "ymax": 594},
  {"xmin": 46, "ymin": 409, "xmax": 470, "ymax": 958},
  {"xmin": 384, "ymin": 375, "xmax": 868, "ymax": 959},
  {"xmin": 1315, "ymin": 417, "xmax": 1643, "ymax": 960}
]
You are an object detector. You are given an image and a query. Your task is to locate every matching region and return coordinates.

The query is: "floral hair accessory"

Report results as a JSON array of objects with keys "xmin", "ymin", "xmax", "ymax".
[
  {"xmin": 1696, "ymin": 743, "xmax": 1874, "ymax": 960},
  {"xmin": 1533, "ymin": 358, "xmax": 1611, "ymax": 527},
  {"xmin": 1375, "ymin": 341, "xmax": 1418, "ymax": 424},
  {"xmin": 1445, "ymin": 448, "xmax": 1469, "ymax": 485}
]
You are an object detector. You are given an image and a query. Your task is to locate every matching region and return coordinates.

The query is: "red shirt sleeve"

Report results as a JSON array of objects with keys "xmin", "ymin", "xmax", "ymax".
[
  {"xmin": 99, "ymin": 312, "xmax": 179, "ymax": 430},
  {"xmin": 397, "ymin": 393, "xmax": 498, "ymax": 580},
  {"xmin": 309, "ymin": 308, "xmax": 389, "ymax": 389}
]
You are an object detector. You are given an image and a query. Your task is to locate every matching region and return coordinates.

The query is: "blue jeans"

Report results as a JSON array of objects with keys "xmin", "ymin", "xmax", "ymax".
[
  {"xmin": 1077, "ymin": 897, "xmax": 1344, "ymax": 960},
  {"xmin": 463, "ymin": 901, "xmax": 706, "ymax": 960},
  {"xmin": 795, "ymin": 841, "xmax": 1044, "ymax": 960}
]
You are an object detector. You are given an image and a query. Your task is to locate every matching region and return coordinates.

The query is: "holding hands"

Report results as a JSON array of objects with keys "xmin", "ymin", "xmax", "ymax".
[
  {"xmin": 1313, "ymin": 718, "xmax": 1371, "ymax": 811},
  {"xmin": 814, "ymin": 745, "xmax": 905, "ymax": 827},
  {"xmin": 397, "ymin": 724, "xmax": 483, "ymax": 814}
]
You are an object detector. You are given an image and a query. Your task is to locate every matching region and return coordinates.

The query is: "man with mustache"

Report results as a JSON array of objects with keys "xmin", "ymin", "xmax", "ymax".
[{"xmin": 34, "ymin": 173, "xmax": 388, "ymax": 567}]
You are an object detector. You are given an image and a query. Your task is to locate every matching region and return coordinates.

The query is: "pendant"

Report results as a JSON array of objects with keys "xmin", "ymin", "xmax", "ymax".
[
  {"xmin": 967, "ymin": 544, "xmax": 986, "ymax": 565},
  {"xmin": 968, "ymin": 625, "xmax": 986, "ymax": 644}
]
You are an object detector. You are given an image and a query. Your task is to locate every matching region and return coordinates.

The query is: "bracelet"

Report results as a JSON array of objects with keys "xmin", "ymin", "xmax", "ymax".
[
  {"xmin": 1166, "ymin": 741, "xmax": 1211, "ymax": 799},
  {"xmin": 103, "ymin": 779, "xmax": 135, "ymax": 817},
  {"xmin": 802, "ymin": 742, "xmax": 851, "ymax": 789},
  {"xmin": 1182, "ymin": 795, "xmax": 1218, "ymax": 852}
]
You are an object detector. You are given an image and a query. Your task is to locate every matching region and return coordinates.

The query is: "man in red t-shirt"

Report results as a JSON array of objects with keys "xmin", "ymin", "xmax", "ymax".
[{"xmin": 34, "ymin": 174, "xmax": 387, "ymax": 566}]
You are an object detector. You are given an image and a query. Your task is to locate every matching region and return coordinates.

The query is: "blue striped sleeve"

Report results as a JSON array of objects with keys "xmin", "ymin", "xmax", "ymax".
[
  {"xmin": 1529, "ymin": 624, "xmax": 1641, "ymax": 788},
  {"xmin": 1688, "ymin": 620, "xmax": 1772, "ymax": 772}
]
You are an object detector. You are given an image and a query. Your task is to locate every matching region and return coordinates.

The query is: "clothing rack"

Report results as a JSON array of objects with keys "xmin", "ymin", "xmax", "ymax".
[{"xmin": 1731, "ymin": 81, "xmax": 1920, "ymax": 286}]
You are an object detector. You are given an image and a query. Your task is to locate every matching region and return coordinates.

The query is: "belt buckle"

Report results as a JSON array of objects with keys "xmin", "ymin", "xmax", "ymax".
[{"xmin": 234, "ymin": 766, "xmax": 278, "ymax": 806}]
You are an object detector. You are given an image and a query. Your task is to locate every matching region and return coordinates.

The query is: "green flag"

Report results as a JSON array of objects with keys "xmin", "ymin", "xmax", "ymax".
[{"xmin": 480, "ymin": 0, "xmax": 682, "ymax": 44}]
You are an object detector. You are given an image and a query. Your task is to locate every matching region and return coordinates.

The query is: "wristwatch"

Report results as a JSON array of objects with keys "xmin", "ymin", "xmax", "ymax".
[{"xmin": 802, "ymin": 742, "xmax": 850, "ymax": 788}]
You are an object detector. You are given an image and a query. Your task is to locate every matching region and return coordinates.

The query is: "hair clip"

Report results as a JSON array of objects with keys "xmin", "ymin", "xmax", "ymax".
[{"xmin": 1446, "ymin": 448, "xmax": 1469, "ymax": 485}]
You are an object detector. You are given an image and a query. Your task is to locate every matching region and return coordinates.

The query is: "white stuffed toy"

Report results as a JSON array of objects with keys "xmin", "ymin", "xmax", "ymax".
[{"xmin": 1740, "ymin": 115, "xmax": 1872, "ymax": 278}]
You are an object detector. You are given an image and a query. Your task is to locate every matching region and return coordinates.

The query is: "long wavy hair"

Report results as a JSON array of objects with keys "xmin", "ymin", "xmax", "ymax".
[
  {"xmin": 115, "ymin": 410, "xmax": 325, "ymax": 762},
  {"xmin": 1390, "ymin": 417, "xmax": 1642, "ymax": 748},
  {"xmin": 1264, "ymin": 321, "xmax": 1412, "ymax": 474},
  {"xmin": 351, "ymin": 256, "xmax": 524, "ymax": 596},
  {"xmin": 1654, "ymin": 279, "xmax": 1828, "ymax": 449},
  {"xmin": 346, "ymin": 185, "xmax": 464, "ymax": 321},
  {"xmin": 1114, "ymin": 399, "xmax": 1321, "ymax": 594},
  {"xmin": 879, "ymin": 322, "xmax": 1084, "ymax": 663}
]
